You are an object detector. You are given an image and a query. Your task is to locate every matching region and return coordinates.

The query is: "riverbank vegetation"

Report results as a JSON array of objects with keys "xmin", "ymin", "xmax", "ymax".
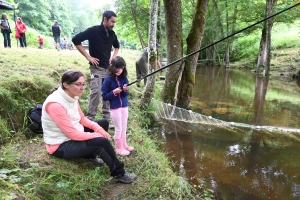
[
  {"xmin": 1, "ymin": 0, "xmax": 300, "ymax": 199},
  {"xmin": 230, "ymin": 22, "xmax": 300, "ymax": 76},
  {"xmin": 0, "ymin": 48, "xmax": 211, "ymax": 199}
]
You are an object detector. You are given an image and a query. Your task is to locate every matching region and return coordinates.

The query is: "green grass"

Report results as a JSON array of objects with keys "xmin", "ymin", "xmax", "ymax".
[
  {"xmin": 1, "ymin": 18, "xmax": 300, "ymax": 199},
  {"xmin": 0, "ymin": 47, "xmax": 206, "ymax": 199},
  {"xmin": 231, "ymin": 20, "xmax": 300, "ymax": 69}
]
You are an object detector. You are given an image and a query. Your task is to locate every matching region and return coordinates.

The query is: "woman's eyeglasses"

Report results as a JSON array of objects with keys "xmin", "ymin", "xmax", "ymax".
[{"xmin": 71, "ymin": 83, "xmax": 86, "ymax": 88}]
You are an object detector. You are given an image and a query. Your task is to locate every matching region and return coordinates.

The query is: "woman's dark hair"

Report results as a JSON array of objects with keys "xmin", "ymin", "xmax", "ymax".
[
  {"xmin": 61, "ymin": 70, "xmax": 84, "ymax": 90},
  {"xmin": 101, "ymin": 10, "xmax": 117, "ymax": 24},
  {"xmin": 108, "ymin": 56, "xmax": 127, "ymax": 79}
]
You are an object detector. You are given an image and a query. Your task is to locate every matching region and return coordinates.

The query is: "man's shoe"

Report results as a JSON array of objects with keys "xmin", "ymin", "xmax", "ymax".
[
  {"xmin": 90, "ymin": 158, "xmax": 104, "ymax": 166},
  {"xmin": 114, "ymin": 172, "xmax": 137, "ymax": 184}
]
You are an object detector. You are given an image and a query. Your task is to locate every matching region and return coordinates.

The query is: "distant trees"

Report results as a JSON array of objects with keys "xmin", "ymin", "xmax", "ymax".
[
  {"xmin": 114, "ymin": 0, "xmax": 151, "ymax": 48},
  {"xmin": 5, "ymin": 0, "xmax": 300, "ymax": 108},
  {"xmin": 10, "ymin": 0, "xmax": 99, "ymax": 37}
]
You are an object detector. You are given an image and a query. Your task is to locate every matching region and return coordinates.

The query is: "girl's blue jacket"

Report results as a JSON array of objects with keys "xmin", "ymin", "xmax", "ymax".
[{"xmin": 101, "ymin": 75, "xmax": 129, "ymax": 109}]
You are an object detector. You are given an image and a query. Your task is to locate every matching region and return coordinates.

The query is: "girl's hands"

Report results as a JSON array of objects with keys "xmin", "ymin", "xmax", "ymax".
[
  {"xmin": 113, "ymin": 85, "xmax": 129, "ymax": 95},
  {"xmin": 113, "ymin": 87, "xmax": 122, "ymax": 94},
  {"xmin": 123, "ymin": 84, "xmax": 129, "ymax": 92}
]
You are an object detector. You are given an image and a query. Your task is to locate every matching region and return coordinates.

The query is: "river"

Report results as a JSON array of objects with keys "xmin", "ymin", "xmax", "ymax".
[{"xmin": 153, "ymin": 66, "xmax": 300, "ymax": 200}]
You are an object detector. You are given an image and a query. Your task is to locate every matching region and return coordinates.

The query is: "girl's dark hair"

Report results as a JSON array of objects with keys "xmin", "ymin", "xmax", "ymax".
[
  {"xmin": 61, "ymin": 70, "xmax": 84, "ymax": 90},
  {"xmin": 108, "ymin": 56, "xmax": 127, "ymax": 79}
]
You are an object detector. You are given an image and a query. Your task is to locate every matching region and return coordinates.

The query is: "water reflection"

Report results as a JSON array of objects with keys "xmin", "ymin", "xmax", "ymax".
[{"xmin": 154, "ymin": 66, "xmax": 300, "ymax": 199}]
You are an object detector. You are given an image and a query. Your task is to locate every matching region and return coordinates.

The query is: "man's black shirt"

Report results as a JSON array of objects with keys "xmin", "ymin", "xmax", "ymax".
[{"xmin": 72, "ymin": 24, "xmax": 119, "ymax": 68}]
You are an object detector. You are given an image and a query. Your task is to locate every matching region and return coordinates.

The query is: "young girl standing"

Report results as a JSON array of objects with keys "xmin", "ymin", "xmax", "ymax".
[{"xmin": 101, "ymin": 56, "xmax": 134, "ymax": 156}]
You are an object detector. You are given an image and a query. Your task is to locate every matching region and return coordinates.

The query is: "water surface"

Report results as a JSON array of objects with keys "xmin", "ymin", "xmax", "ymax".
[{"xmin": 154, "ymin": 66, "xmax": 300, "ymax": 200}]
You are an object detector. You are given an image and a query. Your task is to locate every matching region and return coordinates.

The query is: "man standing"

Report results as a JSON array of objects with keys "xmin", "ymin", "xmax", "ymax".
[
  {"xmin": 72, "ymin": 10, "xmax": 119, "ymax": 126},
  {"xmin": 0, "ymin": 13, "xmax": 11, "ymax": 48},
  {"xmin": 51, "ymin": 20, "xmax": 62, "ymax": 51},
  {"xmin": 135, "ymin": 43, "xmax": 162, "ymax": 87}
]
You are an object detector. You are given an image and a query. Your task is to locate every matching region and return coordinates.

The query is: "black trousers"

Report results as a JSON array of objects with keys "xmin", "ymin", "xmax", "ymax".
[
  {"xmin": 19, "ymin": 33, "xmax": 27, "ymax": 47},
  {"xmin": 52, "ymin": 119, "xmax": 125, "ymax": 177}
]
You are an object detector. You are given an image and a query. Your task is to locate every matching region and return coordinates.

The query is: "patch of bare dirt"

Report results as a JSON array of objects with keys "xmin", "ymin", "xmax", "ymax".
[
  {"xmin": 104, "ymin": 182, "xmax": 133, "ymax": 200},
  {"xmin": 17, "ymin": 137, "xmax": 136, "ymax": 200}
]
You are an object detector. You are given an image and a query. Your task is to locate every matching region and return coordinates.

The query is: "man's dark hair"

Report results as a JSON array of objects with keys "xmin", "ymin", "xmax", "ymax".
[{"xmin": 101, "ymin": 10, "xmax": 117, "ymax": 24}]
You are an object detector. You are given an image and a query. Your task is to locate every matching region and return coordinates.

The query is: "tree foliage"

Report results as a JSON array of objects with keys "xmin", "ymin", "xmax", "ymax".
[
  {"xmin": 202, "ymin": 0, "xmax": 300, "ymax": 63},
  {"xmin": 10, "ymin": 0, "xmax": 100, "ymax": 37},
  {"xmin": 114, "ymin": 0, "xmax": 151, "ymax": 49}
]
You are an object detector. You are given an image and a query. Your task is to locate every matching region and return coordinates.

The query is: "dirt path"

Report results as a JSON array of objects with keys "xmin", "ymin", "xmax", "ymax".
[{"xmin": 17, "ymin": 139, "xmax": 135, "ymax": 200}]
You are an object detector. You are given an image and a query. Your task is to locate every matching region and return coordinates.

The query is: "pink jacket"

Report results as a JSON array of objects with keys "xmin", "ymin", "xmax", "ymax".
[{"xmin": 15, "ymin": 22, "xmax": 27, "ymax": 33}]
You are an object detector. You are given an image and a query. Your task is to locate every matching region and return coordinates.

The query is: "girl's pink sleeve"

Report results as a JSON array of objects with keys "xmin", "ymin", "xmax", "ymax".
[{"xmin": 45, "ymin": 102, "xmax": 102, "ymax": 141}]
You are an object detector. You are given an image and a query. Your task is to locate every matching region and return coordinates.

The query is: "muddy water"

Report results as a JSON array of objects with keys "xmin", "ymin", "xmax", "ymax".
[{"xmin": 154, "ymin": 66, "xmax": 300, "ymax": 200}]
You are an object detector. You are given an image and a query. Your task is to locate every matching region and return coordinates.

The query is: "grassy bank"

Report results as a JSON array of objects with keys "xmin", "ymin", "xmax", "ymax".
[
  {"xmin": 230, "ymin": 21, "xmax": 300, "ymax": 78},
  {"xmin": 0, "ymin": 47, "xmax": 208, "ymax": 199}
]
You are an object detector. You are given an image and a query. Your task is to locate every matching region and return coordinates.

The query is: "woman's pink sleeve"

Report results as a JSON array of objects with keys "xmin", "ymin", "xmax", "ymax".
[
  {"xmin": 78, "ymin": 104, "xmax": 103, "ymax": 132},
  {"xmin": 45, "ymin": 102, "xmax": 102, "ymax": 141}
]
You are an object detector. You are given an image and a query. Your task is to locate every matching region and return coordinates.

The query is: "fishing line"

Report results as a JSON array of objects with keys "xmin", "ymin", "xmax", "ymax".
[{"xmin": 127, "ymin": 2, "xmax": 300, "ymax": 87}]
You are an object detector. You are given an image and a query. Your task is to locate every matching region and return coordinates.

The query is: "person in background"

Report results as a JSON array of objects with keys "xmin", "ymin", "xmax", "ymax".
[
  {"xmin": 0, "ymin": 13, "xmax": 11, "ymax": 48},
  {"xmin": 15, "ymin": 17, "xmax": 27, "ymax": 48},
  {"xmin": 72, "ymin": 11, "xmax": 119, "ymax": 128},
  {"xmin": 63, "ymin": 36, "xmax": 69, "ymax": 50},
  {"xmin": 135, "ymin": 43, "xmax": 162, "ymax": 87},
  {"xmin": 51, "ymin": 20, "xmax": 62, "ymax": 51},
  {"xmin": 41, "ymin": 69, "xmax": 137, "ymax": 183},
  {"xmin": 101, "ymin": 56, "xmax": 134, "ymax": 156},
  {"xmin": 37, "ymin": 35, "xmax": 44, "ymax": 49}
]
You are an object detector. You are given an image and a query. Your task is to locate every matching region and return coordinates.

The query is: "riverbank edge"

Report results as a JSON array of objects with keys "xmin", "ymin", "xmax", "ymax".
[
  {"xmin": 0, "ymin": 48, "xmax": 207, "ymax": 199},
  {"xmin": 229, "ymin": 47, "xmax": 300, "ymax": 80}
]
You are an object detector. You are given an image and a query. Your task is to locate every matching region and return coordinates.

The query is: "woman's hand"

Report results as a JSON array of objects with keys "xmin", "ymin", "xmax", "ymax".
[{"xmin": 97, "ymin": 130, "xmax": 111, "ymax": 139}]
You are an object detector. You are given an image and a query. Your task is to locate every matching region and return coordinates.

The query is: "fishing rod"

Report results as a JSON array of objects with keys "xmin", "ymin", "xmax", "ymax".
[{"xmin": 127, "ymin": 2, "xmax": 300, "ymax": 87}]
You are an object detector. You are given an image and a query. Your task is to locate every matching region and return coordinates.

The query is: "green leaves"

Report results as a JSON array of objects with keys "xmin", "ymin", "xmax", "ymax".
[{"xmin": 14, "ymin": 0, "xmax": 100, "ymax": 37}]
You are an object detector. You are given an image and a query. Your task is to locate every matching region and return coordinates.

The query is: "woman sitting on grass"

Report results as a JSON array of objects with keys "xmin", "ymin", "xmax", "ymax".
[{"xmin": 41, "ymin": 69, "xmax": 137, "ymax": 184}]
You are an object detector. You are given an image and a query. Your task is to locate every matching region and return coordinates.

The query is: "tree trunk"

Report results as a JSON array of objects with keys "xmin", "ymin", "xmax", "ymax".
[
  {"xmin": 141, "ymin": 0, "xmax": 159, "ymax": 105},
  {"xmin": 177, "ymin": 0, "xmax": 209, "ymax": 108},
  {"xmin": 212, "ymin": 0, "xmax": 224, "ymax": 37},
  {"xmin": 204, "ymin": 30, "xmax": 214, "ymax": 65},
  {"xmin": 256, "ymin": 27, "xmax": 268, "ymax": 71},
  {"xmin": 224, "ymin": 2, "xmax": 230, "ymax": 68},
  {"xmin": 161, "ymin": 0, "xmax": 183, "ymax": 104},
  {"xmin": 132, "ymin": 9, "xmax": 147, "ymax": 48},
  {"xmin": 256, "ymin": 0, "xmax": 278, "ymax": 74},
  {"xmin": 265, "ymin": 0, "xmax": 272, "ymax": 75},
  {"xmin": 224, "ymin": 45, "xmax": 230, "ymax": 67},
  {"xmin": 157, "ymin": 0, "xmax": 163, "ymax": 65}
]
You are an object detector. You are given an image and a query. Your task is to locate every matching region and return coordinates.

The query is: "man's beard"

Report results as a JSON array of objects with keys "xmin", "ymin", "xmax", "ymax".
[{"xmin": 105, "ymin": 25, "xmax": 114, "ymax": 31}]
